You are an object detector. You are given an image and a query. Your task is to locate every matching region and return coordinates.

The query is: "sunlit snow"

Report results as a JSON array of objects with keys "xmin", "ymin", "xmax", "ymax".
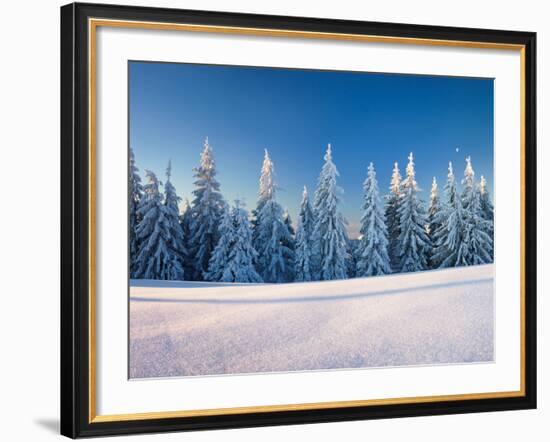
[{"xmin": 129, "ymin": 264, "xmax": 494, "ymax": 379}]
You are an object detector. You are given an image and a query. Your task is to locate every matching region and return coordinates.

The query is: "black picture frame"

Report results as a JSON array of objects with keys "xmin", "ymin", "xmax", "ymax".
[{"xmin": 61, "ymin": 2, "xmax": 537, "ymax": 438}]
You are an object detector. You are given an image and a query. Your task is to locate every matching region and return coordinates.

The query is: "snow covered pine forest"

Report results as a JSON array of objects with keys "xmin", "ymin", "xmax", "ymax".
[
  {"xmin": 129, "ymin": 139, "xmax": 495, "ymax": 378},
  {"xmin": 129, "ymin": 139, "xmax": 494, "ymax": 283}
]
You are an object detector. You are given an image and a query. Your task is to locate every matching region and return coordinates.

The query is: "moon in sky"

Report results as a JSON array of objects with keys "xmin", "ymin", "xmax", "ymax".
[{"xmin": 455, "ymin": 147, "xmax": 460, "ymax": 153}]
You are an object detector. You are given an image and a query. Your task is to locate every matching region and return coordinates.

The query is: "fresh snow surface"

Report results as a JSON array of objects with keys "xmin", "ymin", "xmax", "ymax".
[{"xmin": 129, "ymin": 264, "xmax": 494, "ymax": 379}]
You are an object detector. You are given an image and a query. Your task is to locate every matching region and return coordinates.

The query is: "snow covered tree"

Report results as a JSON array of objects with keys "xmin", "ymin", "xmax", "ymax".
[
  {"xmin": 221, "ymin": 201, "xmax": 263, "ymax": 283},
  {"xmin": 283, "ymin": 210, "xmax": 295, "ymax": 236},
  {"xmin": 129, "ymin": 148, "xmax": 143, "ymax": 278},
  {"xmin": 188, "ymin": 137, "xmax": 225, "ymax": 280},
  {"xmin": 252, "ymin": 149, "xmax": 276, "ymax": 247},
  {"xmin": 179, "ymin": 198, "xmax": 192, "ymax": 231},
  {"xmin": 134, "ymin": 170, "xmax": 184, "ymax": 280},
  {"xmin": 252, "ymin": 151, "xmax": 294, "ymax": 283},
  {"xmin": 312, "ymin": 144, "xmax": 349, "ymax": 281},
  {"xmin": 432, "ymin": 162, "xmax": 465, "ymax": 268},
  {"xmin": 460, "ymin": 157, "xmax": 493, "ymax": 265},
  {"xmin": 163, "ymin": 160, "xmax": 186, "ymax": 280},
  {"xmin": 385, "ymin": 162, "xmax": 402, "ymax": 272},
  {"xmin": 346, "ymin": 239, "xmax": 358, "ymax": 279},
  {"xmin": 294, "ymin": 186, "xmax": 315, "ymax": 282},
  {"xmin": 203, "ymin": 203, "xmax": 233, "ymax": 282},
  {"xmin": 255, "ymin": 199, "xmax": 294, "ymax": 283},
  {"xmin": 356, "ymin": 163, "xmax": 391, "ymax": 276},
  {"xmin": 255, "ymin": 201, "xmax": 294, "ymax": 282},
  {"xmin": 179, "ymin": 198, "xmax": 194, "ymax": 278},
  {"xmin": 479, "ymin": 175, "xmax": 495, "ymax": 261},
  {"xmin": 282, "ymin": 209, "xmax": 296, "ymax": 281},
  {"xmin": 397, "ymin": 153, "xmax": 430, "ymax": 273},
  {"xmin": 427, "ymin": 177, "xmax": 442, "ymax": 268}
]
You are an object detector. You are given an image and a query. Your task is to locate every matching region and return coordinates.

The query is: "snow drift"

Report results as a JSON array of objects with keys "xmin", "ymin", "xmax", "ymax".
[{"xmin": 129, "ymin": 264, "xmax": 494, "ymax": 379}]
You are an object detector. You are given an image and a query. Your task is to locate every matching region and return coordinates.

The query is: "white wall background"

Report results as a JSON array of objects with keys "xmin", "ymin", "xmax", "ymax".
[{"xmin": 0, "ymin": 0, "xmax": 546, "ymax": 440}]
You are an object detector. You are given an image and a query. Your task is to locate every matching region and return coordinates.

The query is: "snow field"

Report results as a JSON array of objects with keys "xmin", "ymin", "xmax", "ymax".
[{"xmin": 129, "ymin": 264, "xmax": 494, "ymax": 378}]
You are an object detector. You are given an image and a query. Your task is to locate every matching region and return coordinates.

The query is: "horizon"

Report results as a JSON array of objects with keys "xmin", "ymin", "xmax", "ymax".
[{"xmin": 129, "ymin": 61, "xmax": 494, "ymax": 239}]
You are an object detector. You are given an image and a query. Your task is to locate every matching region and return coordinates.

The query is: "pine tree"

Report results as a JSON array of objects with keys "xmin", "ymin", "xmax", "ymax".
[
  {"xmin": 163, "ymin": 160, "xmax": 186, "ymax": 280},
  {"xmin": 356, "ymin": 163, "xmax": 391, "ymax": 276},
  {"xmin": 221, "ymin": 201, "xmax": 263, "ymax": 283},
  {"xmin": 345, "ymin": 239, "xmax": 358, "ymax": 279},
  {"xmin": 253, "ymin": 151, "xmax": 294, "ymax": 283},
  {"xmin": 460, "ymin": 157, "xmax": 493, "ymax": 265},
  {"xmin": 255, "ymin": 199, "xmax": 294, "ymax": 283},
  {"xmin": 312, "ymin": 144, "xmax": 349, "ymax": 281},
  {"xmin": 427, "ymin": 177, "xmax": 442, "ymax": 268},
  {"xmin": 204, "ymin": 203, "xmax": 233, "ymax": 282},
  {"xmin": 283, "ymin": 210, "xmax": 295, "ymax": 236},
  {"xmin": 282, "ymin": 209, "xmax": 296, "ymax": 281},
  {"xmin": 179, "ymin": 198, "xmax": 194, "ymax": 278},
  {"xmin": 252, "ymin": 149, "xmax": 275, "ymax": 248},
  {"xmin": 179, "ymin": 198, "xmax": 192, "ymax": 232},
  {"xmin": 134, "ymin": 170, "xmax": 184, "ymax": 280},
  {"xmin": 385, "ymin": 162, "xmax": 402, "ymax": 272},
  {"xmin": 432, "ymin": 162, "xmax": 466, "ymax": 268},
  {"xmin": 479, "ymin": 175, "xmax": 495, "ymax": 261},
  {"xmin": 188, "ymin": 137, "xmax": 225, "ymax": 280},
  {"xmin": 294, "ymin": 186, "xmax": 315, "ymax": 282},
  {"xmin": 397, "ymin": 153, "xmax": 430, "ymax": 273},
  {"xmin": 129, "ymin": 148, "xmax": 143, "ymax": 278}
]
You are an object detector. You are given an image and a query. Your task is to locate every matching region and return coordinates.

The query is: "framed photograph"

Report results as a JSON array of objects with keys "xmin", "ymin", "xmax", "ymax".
[{"xmin": 60, "ymin": 2, "xmax": 537, "ymax": 438}]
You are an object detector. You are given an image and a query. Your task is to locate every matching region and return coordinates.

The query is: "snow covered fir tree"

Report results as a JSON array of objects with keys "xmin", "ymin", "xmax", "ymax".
[
  {"xmin": 205, "ymin": 201, "xmax": 262, "ymax": 283},
  {"xmin": 396, "ymin": 153, "xmax": 430, "ymax": 273},
  {"xmin": 356, "ymin": 163, "xmax": 391, "ymax": 277},
  {"xmin": 163, "ymin": 160, "xmax": 187, "ymax": 280},
  {"xmin": 385, "ymin": 162, "xmax": 402, "ymax": 272},
  {"xmin": 133, "ymin": 170, "xmax": 185, "ymax": 280},
  {"xmin": 282, "ymin": 210, "xmax": 296, "ymax": 282},
  {"xmin": 129, "ymin": 148, "xmax": 143, "ymax": 278},
  {"xmin": 427, "ymin": 177, "xmax": 442, "ymax": 268},
  {"xmin": 479, "ymin": 175, "xmax": 495, "ymax": 260},
  {"xmin": 203, "ymin": 203, "xmax": 233, "ymax": 282},
  {"xmin": 187, "ymin": 137, "xmax": 225, "ymax": 280},
  {"xmin": 312, "ymin": 144, "xmax": 349, "ymax": 281},
  {"xmin": 129, "ymin": 140, "xmax": 495, "ymax": 284},
  {"xmin": 221, "ymin": 201, "xmax": 263, "ymax": 283},
  {"xmin": 252, "ymin": 149, "xmax": 275, "ymax": 244},
  {"xmin": 432, "ymin": 162, "xmax": 466, "ymax": 268},
  {"xmin": 294, "ymin": 187, "xmax": 315, "ymax": 282},
  {"xmin": 253, "ymin": 150, "xmax": 295, "ymax": 283},
  {"xmin": 459, "ymin": 157, "xmax": 493, "ymax": 265},
  {"xmin": 178, "ymin": 198, "xmax": 194, "ymax": 279}
]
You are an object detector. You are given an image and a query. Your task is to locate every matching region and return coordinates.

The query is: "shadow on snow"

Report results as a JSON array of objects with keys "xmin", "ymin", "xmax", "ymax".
[{"xmin": 130, "ymin": 277, "xmax": 492, "ymax": 305}]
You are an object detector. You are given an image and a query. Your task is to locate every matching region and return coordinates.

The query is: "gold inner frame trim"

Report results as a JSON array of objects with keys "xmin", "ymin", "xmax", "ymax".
[{"xmin": 88, "ymin": 18, "xmax": 527, "ymax": 424}]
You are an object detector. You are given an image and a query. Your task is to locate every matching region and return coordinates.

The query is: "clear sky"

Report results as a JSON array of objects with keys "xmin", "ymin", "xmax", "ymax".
[{"xmin": 129, "ymin": 61, "xmax": 494, "ymax": 238}]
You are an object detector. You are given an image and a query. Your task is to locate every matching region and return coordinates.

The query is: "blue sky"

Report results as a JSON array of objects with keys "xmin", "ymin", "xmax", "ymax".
[{"xmin": 129, "ymin": 61, "xmax": 494, "ymax": 238}]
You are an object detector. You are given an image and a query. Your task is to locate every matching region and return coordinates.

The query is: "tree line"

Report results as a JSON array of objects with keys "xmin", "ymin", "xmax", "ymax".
[{"xmin": 129, "ymin": 139, "xmax": 494, "ymax": 283}]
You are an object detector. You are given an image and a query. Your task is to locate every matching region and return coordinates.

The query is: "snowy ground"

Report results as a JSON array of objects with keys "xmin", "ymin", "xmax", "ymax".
[{"xmin": 129, "ymin": 264, "xmax": 494, "ymax": 379}]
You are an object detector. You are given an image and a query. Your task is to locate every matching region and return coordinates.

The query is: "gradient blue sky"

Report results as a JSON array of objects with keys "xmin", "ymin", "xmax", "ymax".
[{"xmin": 129, "ymin": 61, "xmax": 494, "ymax": 238}]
